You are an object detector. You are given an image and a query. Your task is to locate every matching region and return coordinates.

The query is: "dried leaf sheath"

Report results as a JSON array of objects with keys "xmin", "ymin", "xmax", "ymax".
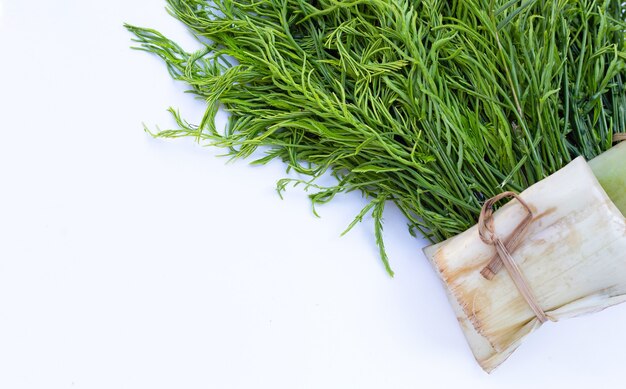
[{"xmin": 424, "ymin": 145, "xmax": 626, "ymax": 372}]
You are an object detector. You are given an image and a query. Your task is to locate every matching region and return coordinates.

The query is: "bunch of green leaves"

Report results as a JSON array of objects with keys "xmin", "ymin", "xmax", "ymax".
[{"xmin": 126, "ymin": 0, "xmax": 626, "ymax": 275}]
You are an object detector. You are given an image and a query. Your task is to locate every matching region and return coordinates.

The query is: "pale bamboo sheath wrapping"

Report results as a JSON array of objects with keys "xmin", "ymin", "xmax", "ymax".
[{"xmin": 423, "ymin": 157, "xmax": 626, "ymax": 372}]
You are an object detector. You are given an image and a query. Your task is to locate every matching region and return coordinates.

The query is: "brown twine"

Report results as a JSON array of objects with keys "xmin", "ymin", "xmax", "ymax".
[
  {"xmin": 478, "ymin": 192, "xmax": 548, "ymax": 323},
  {"xmin": 614, "ymin": 133, "xmax": 626, "ymax": 143}
]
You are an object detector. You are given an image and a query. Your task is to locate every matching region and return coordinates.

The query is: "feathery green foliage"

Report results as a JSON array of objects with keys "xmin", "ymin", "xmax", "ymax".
[{"xmin": 126, "ymin": 0, "xmax": 626, "ymax": 275}]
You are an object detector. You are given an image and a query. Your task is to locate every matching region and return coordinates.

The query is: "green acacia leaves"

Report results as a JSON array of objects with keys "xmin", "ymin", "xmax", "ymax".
[{"xmin": 127, "ymin": 0, "xmax": 626, "ymax": 275}]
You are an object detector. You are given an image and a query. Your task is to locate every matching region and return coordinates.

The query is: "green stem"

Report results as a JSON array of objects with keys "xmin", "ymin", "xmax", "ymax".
[{"xmin": 590, "ymin": 142, "xmax": 626, "ymax": 216}]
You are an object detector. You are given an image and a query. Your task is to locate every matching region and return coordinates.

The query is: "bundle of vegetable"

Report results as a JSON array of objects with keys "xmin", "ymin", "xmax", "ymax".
[{"xmin": 126, "ymin": 0, "xmax": 626, "ymax": 371}]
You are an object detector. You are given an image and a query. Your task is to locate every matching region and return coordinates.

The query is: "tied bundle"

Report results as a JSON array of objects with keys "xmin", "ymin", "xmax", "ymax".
[
  {"xmin": 127, "ymin": 0, "xmax": 626, "ymax": 371},
  {"xmin": 425, "ymin": 143, "xmax": 626, "ymax": 372}
]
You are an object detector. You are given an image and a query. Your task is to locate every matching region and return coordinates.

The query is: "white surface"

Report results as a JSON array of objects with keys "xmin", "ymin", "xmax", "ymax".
[{"xmin": 1, "ymin": 1, "xmax": 626, "ymax": 388}]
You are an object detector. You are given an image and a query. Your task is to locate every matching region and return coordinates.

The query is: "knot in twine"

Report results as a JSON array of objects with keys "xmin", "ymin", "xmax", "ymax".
[{"xmin": 477, "ymin": 191, "xmax": 548, "ymax": 324}]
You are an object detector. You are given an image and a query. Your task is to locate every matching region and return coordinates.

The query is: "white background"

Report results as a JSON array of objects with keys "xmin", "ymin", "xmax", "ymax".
[{"xmin": 1, "ymin": 1, "xmax": 626, "ymax": 388}]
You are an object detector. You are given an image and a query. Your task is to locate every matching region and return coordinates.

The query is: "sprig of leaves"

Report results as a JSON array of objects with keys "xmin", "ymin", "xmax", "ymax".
[{"xmin": 126, "ymin": 0, "xmax": 626, "ymax": 275}]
